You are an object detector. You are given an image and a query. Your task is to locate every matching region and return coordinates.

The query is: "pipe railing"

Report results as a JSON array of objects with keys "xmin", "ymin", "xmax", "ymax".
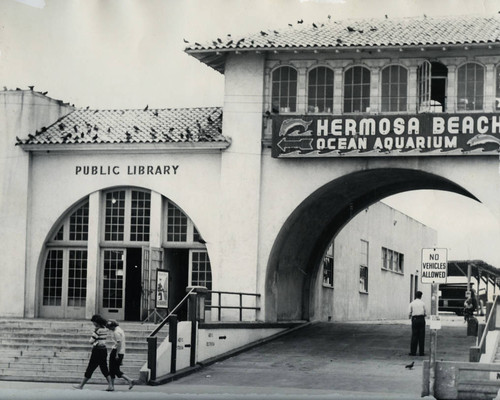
[
  {"xmin": 206, "ymin": 290, "xmax": 261, "ymax": 322},
  {"xmin": 147, "ymin": 287, "xmax": 196, "ymax": 380}
]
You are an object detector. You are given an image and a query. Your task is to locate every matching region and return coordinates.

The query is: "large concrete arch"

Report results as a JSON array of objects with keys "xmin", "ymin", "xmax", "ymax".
[{"xmin": 265, "ymin": 168, "xmax": 478, "ymax": 322}]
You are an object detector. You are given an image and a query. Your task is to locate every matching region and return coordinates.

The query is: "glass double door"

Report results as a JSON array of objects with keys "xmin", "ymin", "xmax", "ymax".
[{"xmin": 99, "ymin": 248, "xmax": 143, "ymax": 321}]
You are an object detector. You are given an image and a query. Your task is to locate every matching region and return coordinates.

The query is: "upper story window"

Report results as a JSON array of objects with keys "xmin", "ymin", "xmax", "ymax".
[
  {"xmin": 418, "ymin": 61, "xmax": 447, "ymax": 112},
  {"xmin": 457, "ymin": 62, "xmax": 484, "ymax": 111},
  {"xmin": 344, "ymin": 66, "xmax": 370, "ymax": 113},
  {"xmin": 496, "ymin": 65, "xmax": 500, "ymax": 110},
  {"xmin": 104, "ymin": 189, "xmax": 150, "ymax": 242},
  {"xmin": 271, "ymin": 66, "xmax": 297, "ymax": 113},
  {"xmin": 381, "ymin": 65, "xmax": 408, "ymax": 112},
  {"xmin": 308, "ymin": 66, "xmax": 334, "ymax": 113}
]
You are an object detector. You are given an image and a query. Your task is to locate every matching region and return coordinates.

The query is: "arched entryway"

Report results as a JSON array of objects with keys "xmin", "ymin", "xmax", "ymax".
[
  {"xmin": 37, "ymin": 186, "xmax": 212, "ymax": 321},
  {"xmin": 265, "ymin": 168, "xmax": 478, "ymax": 321}
]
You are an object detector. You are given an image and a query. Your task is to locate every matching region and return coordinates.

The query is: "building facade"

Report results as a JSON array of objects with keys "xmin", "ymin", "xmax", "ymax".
[{"xmin": 3, "ymin": 15, "xmax": 500, "ymax": 323}]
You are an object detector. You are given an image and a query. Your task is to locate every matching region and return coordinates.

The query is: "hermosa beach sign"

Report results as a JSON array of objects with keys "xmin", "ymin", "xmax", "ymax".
[{"xmin": 271, "ymin": 113, "xmax": 500, "ymax": 158}]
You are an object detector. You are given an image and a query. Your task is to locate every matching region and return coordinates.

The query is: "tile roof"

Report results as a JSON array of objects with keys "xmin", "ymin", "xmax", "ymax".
[
  {"xmin": 186, "ymin": 15, "xmax": 500, "ymax": 72},
  {"xmin": 20, "ymin": 107, "xmax": 227, "ymax": 146}
]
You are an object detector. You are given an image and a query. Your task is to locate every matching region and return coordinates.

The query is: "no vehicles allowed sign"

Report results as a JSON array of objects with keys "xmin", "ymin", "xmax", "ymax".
[{"xmin": 421, "ymin": 248, "xmax": 448, "ymax": 284}]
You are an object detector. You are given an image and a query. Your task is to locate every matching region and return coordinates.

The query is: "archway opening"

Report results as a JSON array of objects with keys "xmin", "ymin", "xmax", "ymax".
[{"xmin": 265, "ymin": 168, "xmax": 478, "ymax": 322}]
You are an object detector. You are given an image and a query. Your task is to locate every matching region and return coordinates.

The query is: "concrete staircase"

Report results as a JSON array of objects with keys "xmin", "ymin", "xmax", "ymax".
[{"xmin": 0, "ymin": 318, "xmax": 168, "ymax": 384}]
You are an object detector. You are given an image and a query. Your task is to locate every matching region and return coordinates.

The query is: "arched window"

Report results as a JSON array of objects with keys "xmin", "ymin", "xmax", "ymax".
[
  {"xmin": 271, "ymin": 66, "xmax": 297, "ymax": 113},
  {"xmin": 381, "ymin": 65, "xmax": 408, "ymax": 112},
  {"xmin": 308, "ymin": 66, "xmax": 334, "ymax": 113},
  {"xmin": 344, "ymin": 66, "xmax": 371, "ymax": 113},
  {"xmin": 457, "ymin": 63, "xmax": 484, "ymax": 111},
  {"xmin": 495, "ymin": 65, "xmax": 500, "ymax": 110}
]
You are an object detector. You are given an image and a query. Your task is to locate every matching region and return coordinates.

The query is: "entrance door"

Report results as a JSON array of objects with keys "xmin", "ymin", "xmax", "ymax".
[
  {"xmin": 101, "ymin": 249, "xmax": 126, "ymax": 320},
  {"xmin": 125, "ymin": 248, "xmax": 142, "ymax": 321},
  {"xmin": 39, "ymin": 248, "xmax": 87, "ymax": 319}
]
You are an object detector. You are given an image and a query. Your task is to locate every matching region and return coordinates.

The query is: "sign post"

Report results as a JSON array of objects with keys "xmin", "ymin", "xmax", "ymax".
[{"xmin": 421, "ymin": 248, "xmax": 448, "ymax": 398}]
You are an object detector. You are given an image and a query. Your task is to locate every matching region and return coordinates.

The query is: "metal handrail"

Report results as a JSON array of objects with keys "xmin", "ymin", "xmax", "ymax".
[
  {"xmin": 148, "ymin": 287, "xmax": 196, "ymax": 338},
  {"xmin": 205, "ymin": 289, "xmax": 261, "ymax": 321},
  {"xmin": 478, "ymin": 294, "xmax": 499, "ymax": 350}
]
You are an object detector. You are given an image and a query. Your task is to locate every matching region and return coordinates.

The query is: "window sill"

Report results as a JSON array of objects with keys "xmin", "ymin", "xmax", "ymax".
[
  {"xmin": 359, "ymin": 290, "xmax": 369, "ymax": 295},
  {"xmin": 322, "ymin": 283, "xmax": 334, "ymax": 289}
]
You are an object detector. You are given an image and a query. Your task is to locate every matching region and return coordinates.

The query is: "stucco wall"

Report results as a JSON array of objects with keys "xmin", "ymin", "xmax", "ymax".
[
  {"xmin": 0, "ymin": 91, "xmax": 73, "ymax": 317},
  {"xmin": 313, "ymin": 202, "xmax": 435, "ymax": 321}
]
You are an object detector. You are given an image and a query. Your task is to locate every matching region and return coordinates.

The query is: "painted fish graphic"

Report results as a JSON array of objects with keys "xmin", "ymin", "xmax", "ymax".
[
  {"xmin": 467, "ymin": 134, "xmax": 500, "ymax": 147},
  {"xmin": 278, "ymin": 118, "xmax": 313, "ymax": 137}
]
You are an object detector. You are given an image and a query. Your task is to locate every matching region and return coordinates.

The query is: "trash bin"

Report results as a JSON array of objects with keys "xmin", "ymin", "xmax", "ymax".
[{"xmin": 467, "ymin": 316, "xmax": 478, "ymax": 336}]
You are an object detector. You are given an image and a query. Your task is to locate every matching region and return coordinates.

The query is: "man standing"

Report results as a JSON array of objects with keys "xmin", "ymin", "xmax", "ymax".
[{"xmin": 408, "ymin": 291, "xmax": 427, "ymax": 356}]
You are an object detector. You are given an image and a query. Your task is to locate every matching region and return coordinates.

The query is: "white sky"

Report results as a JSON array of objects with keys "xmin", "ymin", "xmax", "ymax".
[{"xmin": 2, "ymin": 0, "xmax": 500, "ymax": 267}]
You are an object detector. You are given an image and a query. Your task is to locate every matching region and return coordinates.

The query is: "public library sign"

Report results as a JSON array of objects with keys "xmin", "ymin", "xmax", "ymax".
[
  {"xmin": 272, "ymin": 113, "xmax": 500, "ymax": 158},
  {"xmin": 75, "ymin": 165, "xmax": 179, "ymax": 175}
]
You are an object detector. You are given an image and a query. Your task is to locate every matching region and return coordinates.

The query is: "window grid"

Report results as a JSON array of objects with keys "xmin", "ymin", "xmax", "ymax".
[
  {"xmin": 271, "ymin": 66, "xmax": 298, "ymax": 113},
  {"xmin": 359, "ymin": 240, "xmax": 369, "ymax": 293},
  {"xmin": 54, "ymin": 225, "xmax": 64, "ymax": 241},
  {"xmin": 381, "ymin": 65, "xmax": 408, "ymax": 112},
  {"xmin": 496, "ymin": 66, "xmax": 500, "ymax": 110},
  {"xmin": 457, "ymin": 63, "xmax": 484, "ymax": 111},
  {"xmin": 43, "ymin": 250, "xmax": 63, "ymax": 306},
  {"xmin": 102, "ymin": 250, "xmax": 123, "ymax": 308},
  {"xmin": 68, "ymin": 250, "xmax": 87, "ymax": 307},
  {"xmin": 104, "ymin": 191, "xmax": 126, "ymax": 241},
  {"xmin": 308, "ymin": 67, "xmax": 334, "ymax": 113},
  {"xmin": 191, "ymin": 250, "xmax": 212, "ymax": 305},
  {"xmin": 344, "ymin": 66, "xmax": 371, "ymax": 113},
  {"xmin": 130, "ymin": 191, "xmax": 151, "ymax": 242},
  {"xmin": 167, "ymin": 202, "xmax": 188, "ymax": 242},
  {"xmin": 382, "ymin": 247, "xmax": 404, "ymax": 274},
  {"xmin": 69, "ymin": 202, "xmax": 89, "ymax": 241}
]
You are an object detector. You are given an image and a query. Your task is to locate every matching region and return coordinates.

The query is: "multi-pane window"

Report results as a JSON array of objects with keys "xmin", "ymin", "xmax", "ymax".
[
  {"xmin": 359, "ymin": 240, "xmax": 369, "ymax": 293},
  {"xmin": 457, "ymin": 63, "xmax": 484, "ymax": 111},
  {"xmin": 130, "ymin": 191, "xmax": 151, "ymax": 242},
  {"xmin": 54, "ymin": 225, "xmax": 64, "ymax": 241},
  {"xmin": 308, "ymin": 67, "xmax": 334, "ymax": 113},
  {"xmin": 191, "ymin": 250, "xmax": 212, "ymax": 306},
  {"xmin": 381, "ymin": 65, "xmax": 408, "ymax": 112},
  {"xmin": 68, "ymin": 250, "xmax": 87, "ymax": 307},
  {"xmin": 321, "ymin": 242, "xmax": 334, "ymax": 287},
  {"xmin": 382, "ymin": 247, "xmax": 404, "ymax": 274},
  {"xmin": 69, "ymin": 202, "xmax": 89, "ymax": 241},
  {"xmin": 167, "ymin": 202, "xmax": 188, "ymax": 242},
  {"xmin": 344, "ymin": 66, "xmax": 371, "ymax": 113},
  {"xmin": 105, "ymin": 191, "xmax": 125, "ymax": 241},
  {"xmin": 43, "ymin": 250, "xmax": 63, "ymax": 306},
  {"xmin": 102, "ymin": 250, "xmax": 123, "ymax": 308},
  {"xmin": 271, "ymin": 66, "xmax": 298, "ymax": 113},
  {"xmin": 496, "ymin": 66, "xmax": 500, "ymax": 110}
]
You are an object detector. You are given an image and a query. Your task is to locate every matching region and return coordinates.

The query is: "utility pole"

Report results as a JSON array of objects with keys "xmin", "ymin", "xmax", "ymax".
[{"xmin": 429, "ymin": 282, "xmax": 439, "ymax": 398}]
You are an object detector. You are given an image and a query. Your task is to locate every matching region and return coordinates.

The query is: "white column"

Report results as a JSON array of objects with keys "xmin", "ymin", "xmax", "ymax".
[
  {"xmin": 370, "ymin": 67, "xmax": 380, "ymax": 113},
  {"xmin": 86, "ymin": 191, "xmax": 101, "ymax": 319},
  {"xmin": 485, "ymin": 64, "xmax": 495, "ymax": 112},
  {"xmin": 150, "ymin": 192, "xmax": 162, "ymax": 248},
  {"xmin": 333, "ymin": 68, "xmax": 343, "ymax": 114},
  {"xmin": 408, "ymin": 66, "xmax": 418, "ymax": 113},
  {"xmin": 446, "ymin": 65, "xmax": 457, "ymax": 113}
]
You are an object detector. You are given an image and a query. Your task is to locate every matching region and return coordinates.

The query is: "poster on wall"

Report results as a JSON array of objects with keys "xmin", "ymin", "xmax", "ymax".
[{"xmin": 156, "ymin": 269, "xmax": 169, "ymax": 309}]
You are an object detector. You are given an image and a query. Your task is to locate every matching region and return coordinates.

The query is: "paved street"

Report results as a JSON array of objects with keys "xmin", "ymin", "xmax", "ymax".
[{"xmin": 0, "ymin": 315, "xmax": 478, "ymax": 400}]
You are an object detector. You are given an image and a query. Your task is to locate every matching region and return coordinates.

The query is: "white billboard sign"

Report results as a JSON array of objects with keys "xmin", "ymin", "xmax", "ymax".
[{"xmin": 421, "ymin": 248, "xmax": 448, "ymax": 284}]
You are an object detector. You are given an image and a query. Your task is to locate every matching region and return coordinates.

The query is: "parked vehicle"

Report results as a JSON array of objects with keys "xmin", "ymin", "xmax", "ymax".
[{"xmin": 438, "ymin": 283, "xmax": 476, "ymax": 316}]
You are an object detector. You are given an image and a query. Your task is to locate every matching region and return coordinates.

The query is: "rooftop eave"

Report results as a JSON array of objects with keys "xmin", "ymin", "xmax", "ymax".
[
  {"xmin": 19, "ymin": 140, "xmax": 231, "ymax": 154},
  {"xmin": 186, "ymin": 41, "xmax": 500, "ymax": 72}
]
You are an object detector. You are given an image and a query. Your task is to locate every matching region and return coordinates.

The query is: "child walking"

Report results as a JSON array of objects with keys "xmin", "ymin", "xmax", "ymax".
[
  {"xmin": 73, "ymin": 314, "xmax": 113, "ymax": 391},
  {"xmin": 106, "ymin": 320, "xmax": 135, "ymax": 390}
]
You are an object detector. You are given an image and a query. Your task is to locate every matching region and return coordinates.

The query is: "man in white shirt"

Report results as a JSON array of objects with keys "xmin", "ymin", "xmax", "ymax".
[{"xmin": 408, "ymin": 291, "xmax": 427, "ymax": 356}]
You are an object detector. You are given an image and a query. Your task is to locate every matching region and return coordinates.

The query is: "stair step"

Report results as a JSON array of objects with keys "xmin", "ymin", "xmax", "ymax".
[{"xmin": 0, "ymin": 318, "xmax": 160, "ymax": 383}]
